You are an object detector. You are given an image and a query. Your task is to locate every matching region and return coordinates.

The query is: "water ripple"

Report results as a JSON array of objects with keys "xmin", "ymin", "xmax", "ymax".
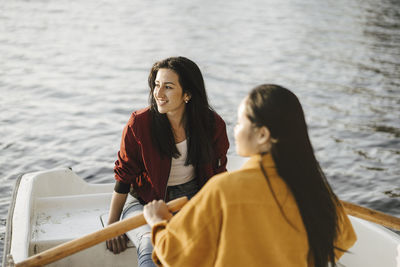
[{"xmin": 1, "ymin": 0, "xmax": 400, "ymax": 258}]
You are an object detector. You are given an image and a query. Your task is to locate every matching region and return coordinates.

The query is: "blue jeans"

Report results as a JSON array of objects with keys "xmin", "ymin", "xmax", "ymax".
[
  {"xmin": 166, "ymin": 178, "xmax": 199, "ymax": 201},
  {"xmin": 122, "ymin": 178, "xmax": 199, "ymax": 267}
]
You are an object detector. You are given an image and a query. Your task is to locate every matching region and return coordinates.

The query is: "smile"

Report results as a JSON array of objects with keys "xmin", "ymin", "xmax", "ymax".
[{"xmin": 156, "ymin": 99, "xmax": 168, "ymax": 105}]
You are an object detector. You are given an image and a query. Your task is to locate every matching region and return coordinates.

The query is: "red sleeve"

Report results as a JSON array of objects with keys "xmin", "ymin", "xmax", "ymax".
[
  {"xmin": 113, "ymin": 113, "xmax": 144, "ymax": 186},
  {"xmin": 213, "ymin": 113, "xmax": 229, "ymax": 174}
]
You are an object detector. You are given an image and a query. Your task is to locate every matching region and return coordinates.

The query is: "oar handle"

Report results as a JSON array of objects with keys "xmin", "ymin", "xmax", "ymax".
[
  {"xmin": 14, "ymin": 196, "xmax": 188, "ymax": 267},
  {"xmin": 341, "ymin": 200, "xmax": 400, "ymax": 231}
]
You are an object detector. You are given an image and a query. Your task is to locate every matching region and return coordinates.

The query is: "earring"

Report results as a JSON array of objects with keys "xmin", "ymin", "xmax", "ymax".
[{"xmin": 185, "ymin": 99, "xmax": 189, "ymax": 103}]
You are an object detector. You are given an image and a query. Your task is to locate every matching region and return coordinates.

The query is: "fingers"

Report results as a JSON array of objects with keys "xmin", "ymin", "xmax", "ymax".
[
  {"xmin": 119, "ymin": 234, "xmax": 127, "ymax": 251},
  {"xmin": 145, "ymin": 199, "xmax": 162, "ymax": 209},
  {"xmin": 106, "ymin": 235, "xmax": 128, "ymax": 254},
  {"xmin": 145, "ymin": 199, "xmax": 166, "ymax": 212},
  {"xmin": 144, "ymin": 199, "xmax": 173, "ymax": 227},
  {"xmin": 114, "ymin": 236, "xmax": 121, "ymax": 253}
]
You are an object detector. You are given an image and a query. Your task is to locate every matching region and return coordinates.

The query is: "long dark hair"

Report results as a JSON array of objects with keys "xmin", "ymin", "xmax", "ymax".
[
  {"xmin": 245, "ymin": 84, "xmax": 340, "ymax": 267},
  {"xmin": 148, "ymin": 56, "xmax": 215, "ymax": 167}
]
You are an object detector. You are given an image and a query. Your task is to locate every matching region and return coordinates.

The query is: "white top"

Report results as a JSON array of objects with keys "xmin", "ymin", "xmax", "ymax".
[{"xmin": 167, "ymin": 139, "xmax": 195, "ymax": 186}]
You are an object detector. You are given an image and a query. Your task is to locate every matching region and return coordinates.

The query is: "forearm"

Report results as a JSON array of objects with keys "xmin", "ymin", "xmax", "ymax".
[{"xmin": 107, "ymin": 191, "xmax": 128, "ymax": 224}]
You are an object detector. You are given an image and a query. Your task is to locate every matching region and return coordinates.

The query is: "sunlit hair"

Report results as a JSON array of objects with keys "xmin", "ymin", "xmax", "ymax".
[
  {"xmin": 245, "ymin": 84, "xmax": 340, "ymax": 267},
  {"xmin": 148, "ymin": 56, "xmax": 215, "ymax": 168}
]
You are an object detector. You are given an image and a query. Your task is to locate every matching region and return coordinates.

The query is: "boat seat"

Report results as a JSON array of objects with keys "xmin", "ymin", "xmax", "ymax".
[{"xmin": 30, "ymin": 193, "xmax": 137, "ymax": 266}]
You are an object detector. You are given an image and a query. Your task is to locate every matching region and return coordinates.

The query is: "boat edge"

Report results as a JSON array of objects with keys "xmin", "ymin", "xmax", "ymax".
[{"xmin": 2, "ymin": 173, "xmax": 24, "ymax": 267}]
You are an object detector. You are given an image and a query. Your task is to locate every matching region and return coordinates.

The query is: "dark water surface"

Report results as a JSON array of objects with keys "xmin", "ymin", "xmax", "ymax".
[{"xmin": 1, "ymin": 0, "xmax": 399, "ymax": 261}]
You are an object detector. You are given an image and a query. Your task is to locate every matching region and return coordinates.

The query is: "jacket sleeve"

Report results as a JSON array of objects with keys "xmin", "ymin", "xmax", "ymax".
[
  {"xmin": 151, "ymin": 183, "xmax": 223, "ymax": 266},
  {"xmin": 113, "ymin": 113, "xmax": 144, "ymax": 191},
  {"xmin": 213, "ymin": 114, "xmax": 229, "ymax": 174},
  {"xmin": 334, "ymin": 204, "xmax": 357, "ymax": 261}
]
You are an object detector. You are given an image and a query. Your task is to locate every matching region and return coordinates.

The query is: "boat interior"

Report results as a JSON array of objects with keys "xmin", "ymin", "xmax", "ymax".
[{"xmin": 3, "ymin": 157, "xmax": 400, "ymax": 266}]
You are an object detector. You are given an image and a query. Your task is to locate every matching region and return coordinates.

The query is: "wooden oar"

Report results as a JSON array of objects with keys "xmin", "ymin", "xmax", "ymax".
[
  {"xmin": 13, "ymin": 196, "xmax": 188, "ymax": 267},
  {"xmin": 8, "ymin": 197, "xmax": 399, "ymax": 266},
  {"xmin": 341, "ymin": 200, "xmax": 400, "ymax": 231}
]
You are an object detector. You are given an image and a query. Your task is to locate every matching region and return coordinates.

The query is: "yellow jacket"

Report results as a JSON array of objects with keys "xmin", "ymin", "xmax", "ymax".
[{"xmin": 151, "ymin": 154, "xmax": 357, "ymax": 266}]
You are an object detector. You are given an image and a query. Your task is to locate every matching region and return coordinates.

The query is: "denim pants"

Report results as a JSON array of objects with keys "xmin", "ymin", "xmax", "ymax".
[{"xmin": 121, "ymin": 178, "xmax": 199, "ymax": 267}]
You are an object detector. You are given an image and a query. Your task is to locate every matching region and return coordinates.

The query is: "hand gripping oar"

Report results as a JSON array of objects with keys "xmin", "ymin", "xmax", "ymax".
[
  {"xmin": 11, "ymin": 196, "xmax": 188, "ymax": 267},
  {"xmin": 341, "ymin": 200, "xmax": 400, "ymax": 231},
  {"xmin": 8, "ymin": 197, "xmax": 399, "ymax": 266}
]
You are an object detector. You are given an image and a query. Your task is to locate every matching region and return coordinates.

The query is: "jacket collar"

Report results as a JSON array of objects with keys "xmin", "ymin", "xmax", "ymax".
[{"xmin": 241, "ymin": 153, "xmax": 275, "ymax": 170}]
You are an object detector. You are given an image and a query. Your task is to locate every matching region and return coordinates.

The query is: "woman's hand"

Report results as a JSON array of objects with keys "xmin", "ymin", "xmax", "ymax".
[
  {"xmin": 106, "ymin": 192, "xmax": 129, "ymax": 254},
  {"xmin": 144, "ymin": 200, "xmax": 173, "ymax": 227},
  {"xmin": 106, "ymin": 233, "xmax": 129, "ymax": 254}
]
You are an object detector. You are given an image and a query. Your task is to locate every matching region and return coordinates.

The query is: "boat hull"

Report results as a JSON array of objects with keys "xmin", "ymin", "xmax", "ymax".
[
  {"xmin": 3, "ymin": 157, "xmax": 400, "ymax": 266},
  {"xmin": 3, "ymin": 169, "xmax": 137, "ymax": 267}
]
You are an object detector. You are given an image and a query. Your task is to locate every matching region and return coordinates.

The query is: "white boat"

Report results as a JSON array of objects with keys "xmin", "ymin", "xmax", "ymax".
[{"xmin": 2, "ymin": 157, "xmax": 400, "ymax": 267}]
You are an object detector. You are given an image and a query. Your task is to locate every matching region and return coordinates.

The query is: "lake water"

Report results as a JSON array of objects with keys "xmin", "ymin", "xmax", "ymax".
[{"xmin": 1, "ymin": 0, "xmax": 399, "ymax": 261}]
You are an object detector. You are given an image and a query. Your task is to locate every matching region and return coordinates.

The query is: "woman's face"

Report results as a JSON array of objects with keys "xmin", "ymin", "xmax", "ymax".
[
  {"xmin": 234, "ymin": 98, "xmax": 261, "ymax": 157},
  {"xmin": 153, "ymin": 68, "xmax": 189, "ymax": 118}
]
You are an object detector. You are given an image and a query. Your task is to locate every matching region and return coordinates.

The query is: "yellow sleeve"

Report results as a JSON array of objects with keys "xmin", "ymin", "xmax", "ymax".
[
  {"xmin": 151, "ymin": 221, "xmax": 168, "ymax": 267},
  {"xmin": 334, "ymin": 204, "xmax": 357, "ymax": 261},
  {"xmin": 150, "ymin": 181, "xmax": 223, "ymax": 267}
]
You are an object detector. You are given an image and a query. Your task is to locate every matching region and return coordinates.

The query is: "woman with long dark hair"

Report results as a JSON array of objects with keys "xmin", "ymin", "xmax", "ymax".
[
  {"xmin": 144, "ymin": 84, "xmax": 356, "ymax": 266},
  {"xmin": 106, "ymin": 57, "xmax": 229, "ymax": 267}
]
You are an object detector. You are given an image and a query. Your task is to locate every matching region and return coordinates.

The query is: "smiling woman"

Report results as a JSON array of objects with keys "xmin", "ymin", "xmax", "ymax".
[
  {"xmin": 154, "ymin": 69, "xmax": 189, "ymax": 115},
  {"xmin": 105, "ymin": 57, "xmax": 229, "ymax": 267},
  {"xmin": 153, "ymin": 69, "xmax": 189, "ymax": 143}
]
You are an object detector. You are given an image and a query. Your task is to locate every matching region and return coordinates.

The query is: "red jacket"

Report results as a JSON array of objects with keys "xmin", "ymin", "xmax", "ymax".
[{"xmin": 114, "ymin": 107, "xmax": 229, "ymax": 203}]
